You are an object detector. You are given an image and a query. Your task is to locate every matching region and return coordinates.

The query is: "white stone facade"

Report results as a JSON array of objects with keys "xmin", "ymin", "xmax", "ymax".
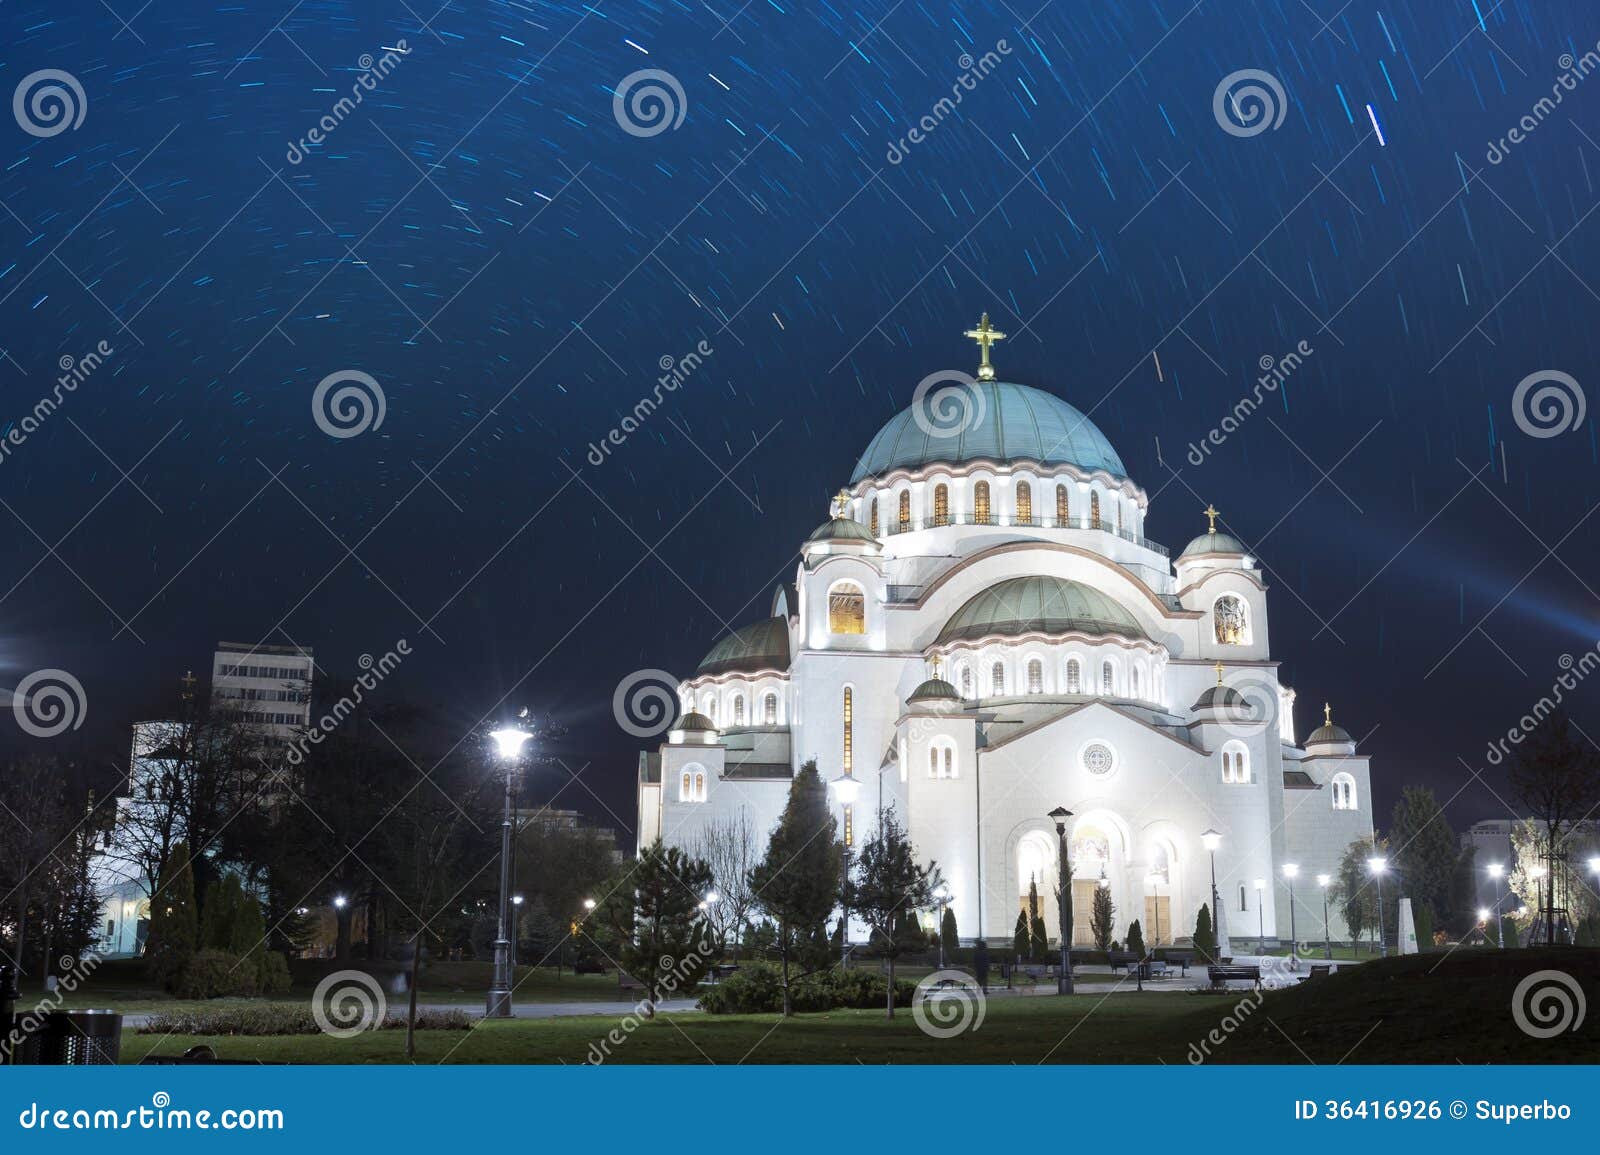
[{"xmin": 637, "ymin": 375, "xmax": 1375, "ymax": 949}]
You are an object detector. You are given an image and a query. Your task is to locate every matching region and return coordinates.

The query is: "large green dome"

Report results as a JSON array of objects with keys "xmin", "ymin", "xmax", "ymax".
[
  {"xmin": 696, "ymin": 618, "xmax": 791, "ymax": 676},
  {"xmin": 936, "ymin": 576, "xmax": 1145, "ymax": 645},
  {"xmin": 850, "ymin": 381, "xmax": 1127, "ymax": 484}
]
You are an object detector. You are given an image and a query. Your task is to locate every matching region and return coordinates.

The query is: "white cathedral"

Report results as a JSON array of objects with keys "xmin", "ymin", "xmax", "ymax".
[{"xmin": 637, "ymin": 319, "xmax": 1375, "ymax": 951}]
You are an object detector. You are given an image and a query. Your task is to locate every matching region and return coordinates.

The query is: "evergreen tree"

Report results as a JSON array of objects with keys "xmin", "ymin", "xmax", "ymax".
[
  {"xmin": 1126, "ymin": 918, "xmax": 1146, "ymax": 959},
  {"xmin": 1090, "ymin": 883, "xmax": 1116, "ymax": 952},
  {"xmin": 201, "ymin": 875, "xmax": 242, "ymax": 952},
  {"xmin": 940, "ymin": 905, "xmax": 959, "ymax": 960},
  {"xmin": 1412, "ymin": 901, "xmax": 1435, "ymax": 952},
  {"xmin": 144, "ymin": 842, "xmax": 198, "ymax": 987},
  {"xmin": 596, "ymin": 839, "xmax": 716, "ymax": 1016},
  {"xmin": 1390, "ymin": 787, "xmax": 1458, "ymax": 919},
  {"xmin": 749, "ymin": 761, "xmax": 843, "ymax": 1015},
  {"xmin": 1030, "ymin": 912, "xmax": 1050, "ymax": 962},
  {"xmin": 844, "ymin": 809, "xmax": 940, "ymax": 1017},
  {"xmin": 1012, "ymin": 908, "xmax": 1030, "ymax": 962},
  {"xmin": 1499, "ymin": 914, "xmax": 1520, "ymax": 949},
  {"xmin": 1192, "ymin": 902, "xmax": 1217, "ymax": 962}
]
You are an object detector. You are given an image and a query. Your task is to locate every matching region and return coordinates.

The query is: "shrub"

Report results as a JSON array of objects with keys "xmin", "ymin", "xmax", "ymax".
[
  {"xmin": 697, "ymin": 963, "xmax": 915, "ymax": 1014},
  {"xmin": 175, "ymin": 950, "xmax": 259, "ymax": 1000},
  {"xmin": 138, "ymin": 1005, "xmax": 470, "ymax": 1036},
  {"xmin": 257, "ymin": 951, "xmax": 292, "ymax": 995}
]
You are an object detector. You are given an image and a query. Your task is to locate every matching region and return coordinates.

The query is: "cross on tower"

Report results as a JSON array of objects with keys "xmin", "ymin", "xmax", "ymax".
[
  {"xmin": 1323, "ymin": 702, "xmax": 1333, "ymax": 727},
  {"xmin": 1214, "ymin": 661, "xmax": 1225, "ymax": 686},
  {"xmin": 963, "ymin": 313, "xmax": 1006, "ymax": 380},
  {"xmin": 180, "ymin": 669, "xmax": 197, "ymax": 701},
  {"xmin": 831, "ymin": 489, "xmax": 851, "ymax": 518},
  {"xmin": 1203, "ymin": 503, "xmax": 1220, "ymax": 533}
]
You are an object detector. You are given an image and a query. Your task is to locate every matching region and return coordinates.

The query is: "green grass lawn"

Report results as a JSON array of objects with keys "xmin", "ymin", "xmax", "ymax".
[{"xmin": 115, "ymin": 948, "xmax": 1600, "ymax": 1065}]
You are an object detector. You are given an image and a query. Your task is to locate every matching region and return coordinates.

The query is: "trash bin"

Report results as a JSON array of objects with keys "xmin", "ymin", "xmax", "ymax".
[{"xmin": 10, "ymin": 1010, "xmax": 123, "ymax": 1065}]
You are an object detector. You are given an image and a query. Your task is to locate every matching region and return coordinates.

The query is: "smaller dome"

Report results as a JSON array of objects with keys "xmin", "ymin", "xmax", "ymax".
[
  {"xmin": 1191, "ymin": 684, "xmax": 1247, "ymax": 712},
  {"xmin": 806, "ymin": 517, "xmax": 879, "ymax": 544},
  {"xmin": 675, "ymin": 711, "xmax": 717, "ymax": 732},
  {"xmin": 907, "ymin": 677, "xmax": 961, "ymax": 704},
  {"xmin": 1307, "ymin": 722, "xmax": 1353, "ymax": 745},
  {"xmin": 1181, "ymin": 531, "xmax": 1247, "ymax": 558},
  {"xmin": 697, "ymin": 618, "xmax": 791, "ymax": 676}
]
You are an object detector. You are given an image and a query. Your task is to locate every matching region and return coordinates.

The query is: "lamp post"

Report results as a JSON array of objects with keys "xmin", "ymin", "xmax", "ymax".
[
  {"xmin": 1487, "ymin": 863, "xmax": 1505, "ymax": 948},
  {"xmin": 933, "ymin": 884, "xmax": 951, "ymax": 968},
  {"xmin": 1146, "ymin": 872, "xmax": 1163, "ymax": 946},
  {"xmin": 1048, "ymin": 806, "xmax": 1074, "ymax": 995},
  {"xmin": 831, "ymin": 772, "xmax": 861, "ymax": 965},
  {"xmin": 1281, "ymin": 864, "xmax": 1299, "ymax": 969},
  {"xmin": 1201, "ymin": 828, "xmax": 1224, "ymax": 957},
  {"xmin": 1367, "ymin": 856, "xmax": 1388, "ymax": 958},
  {"xmin": 1316, "ymin": 874, "xmax": 1332, "ymax": 959},
  {"xmin": 1253, "ymin": 878, "xmax": 1265, "ymax": 956},
  {"xmin": 487, "ymin": 722, "xmax": 533, "ymax": 1017},
  {"xmin": 511, "ymin": 894, "xmax": 524, "ymax": 968}
]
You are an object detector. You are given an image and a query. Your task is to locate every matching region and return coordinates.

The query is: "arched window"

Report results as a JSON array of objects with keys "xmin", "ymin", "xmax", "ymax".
[
  {"xmin": 694, "ymin": 771, "xmax": 705, "ymax": 800},
  {"xmin": 828, "ymin": 581, "xmax": 865, "ymax": 635},
  {"xmin": 897, "ymin": 490, "xmax": 911, "ymax": 532},
  {"xmin": 1027, "ymin": 658, "xmax": 1043, "ymax": 694},
  {"xmin": 1066, "ymin": 658, "xmax": 1082, "ymax": 694},
  {"xmin": 1131, "ymin": 666, "xmax": 1141, "ymax": 699},
  {"xmin": 1239, "ymin": 884, "xmax": 1248, "ymax": 912},
  {"xmin": 680, "ymin": 766, "xmax": 708, "ymax": 802},
  {"xmin": 959, "ymin": 665, "xmax": 974, "ymax": 699},
  {"xmin": 933, "ymin": 483, "xmax": 950, "ymax": 526},
  {"xmin": 1117, "ymin": 501, "xmax": 1124, "ymax": 535},
  {"xmin": 1331, "ymin": 772, "xmax": 1357, "ymax": 810},
  {"xmin": 974, "ymin": 481, "xmax": 991, "ymax": 525},
  {"xmin": 1016, "ymin": 481, "xmax": 1032, "ymax": 525},
  {"xmin": 1090, "ymin": 491, "xmax": 1102, "ymax": 529},
  {"xmin": 868, "ymin": 497, "xmax": 878, "ymax": 537},
  {"xmin": 732, "ymin": 695, "xmax": 745, "ymax": 726},
  {"xmin": 1221, "ymin": 742, "xmax": 1251, "ymax": 784},
  {"xmin": 929, "ymin": 740, "xmax": 957, "ymax": 779},
  {"xmin": 1056, "ymin": 483, "xmax": 1069, "ymax": 526},
  {"xmin": 928, "ymin": 747, "xmax": 939, "ymax": 778},
  {"xmin": 704, "ymin": 696, "xmax": 717, "ymax": 723},
  {"xmin": 1214, "ymin": 595, "xmax": 1248, "ymax": 645},
  {"xmin": 762, "ymin": 692, "xmax": 778, "ymax": 725},
  {"xmin": 681, "ymin": 771, "xmax": 691, "ymax": 800},
  {"xmin": 991, "ymin": 661, "xmax": 1005, "ymax": 696},
  {"xmin": 1101, "ymin": 659, "xmax": 1114, "ymax": 695}
]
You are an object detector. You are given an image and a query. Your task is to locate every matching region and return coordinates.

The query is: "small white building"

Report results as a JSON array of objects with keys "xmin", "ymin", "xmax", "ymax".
[{"xmin": 638, "ymin": 334, "xmax": 1376, "ymax": 949}]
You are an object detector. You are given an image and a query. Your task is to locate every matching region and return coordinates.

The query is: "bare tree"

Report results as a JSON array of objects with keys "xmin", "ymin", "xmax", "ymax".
[
  {"xmin": 1509, "ymin": 710, "xmax": 1600, "ymax": 944},
  {"xmin": 691, "ymin": 808, "xmax": 760, "ymax": 955}
]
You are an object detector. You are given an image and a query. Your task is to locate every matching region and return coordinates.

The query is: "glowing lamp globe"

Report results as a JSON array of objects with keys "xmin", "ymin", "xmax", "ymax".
[{"xmin": 491, "ymin": 727, "xmax": 533, "ymax": 760}]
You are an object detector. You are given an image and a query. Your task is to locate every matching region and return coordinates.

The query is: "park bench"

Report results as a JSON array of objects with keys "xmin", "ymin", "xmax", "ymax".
[
  {"xmin": 1207, "ymin": 964, "xmax": 1262, "ymax": 989},
  {"xmin": 934, "ymin": 974, "xmax": 974, "ymax": 991},
  {"xmin": 618, "ymin": 971, "xmax": 645, "ymax": 991},
  {"xmin": 1306, "ymin": 963, "xmax": 1331, "ymax": 979},
  {"xmin": 1156, "ymin": 951, "xmax": 1194, "ymax": 976},
  {"xmin": 1107, "ymin": 951, "xmax": 1139, "ymax": 972},
  {"xmin": 1145, "ymin": 959, "xmax": 1169, "ymax": 979}
]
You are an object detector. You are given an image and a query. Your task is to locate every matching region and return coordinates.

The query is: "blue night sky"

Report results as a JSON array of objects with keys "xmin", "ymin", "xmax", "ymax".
[{"xmin": 1, "ymin": 0, "xmax": 1597, "ymax": 831}]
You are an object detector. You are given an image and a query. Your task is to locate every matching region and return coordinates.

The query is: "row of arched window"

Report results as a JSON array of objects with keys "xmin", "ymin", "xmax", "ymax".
[
  {"xmin": 863, "ymin": 479, "xmax": 1137, "ymax": 536},
  {"xmin": 951, "ymin": 652, "xmax": 1163, "ymax": 703},
  {"xmin": 688, "ymin": 689, "xmax": 782, "ymax": 727}
]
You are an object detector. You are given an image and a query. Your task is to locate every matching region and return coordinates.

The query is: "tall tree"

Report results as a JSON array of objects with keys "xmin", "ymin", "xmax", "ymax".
[
  {"xmin": 690, "ymin": 807, "xmax": 760, "ymax": 956},
  {"xmin": 1334, "ymin": 836, "xmax": 1389, "ymax": 953},
  {"xmin": 144, "ymin": 842, "xmax": 198, "ymax": 987},
  {"xmin": 844, "ymin": 809, "xmax": 940, "ymax": 1017},
  {"xmin": 940, "ymin": 904, "xmax": 959, "ymax": 960},
  {"xmin": 749, "ymin": 761, "xmax": 842, "ymax": 1016},
  {"xmin": 595, "ymin": 839, "xmax": 716, "ymax": 1017},
  {"xmin": 1090, "ymin": 883, "xmax": 1116, "ymax": 952},
  {"xmin": 1389, "ymin": 787, "xmax": 1457, "ymax": 918},
  {"xmin": 1192, "ymin": 902, "xmax": 1217, "ymax": 961},
  {"xmin": 1508, "ymin": 709, "xmax": 1600, "ymax": 943},
  {"xmin": 1012, "ymin": 907, "xmax": 1030, "ymax": 962}
]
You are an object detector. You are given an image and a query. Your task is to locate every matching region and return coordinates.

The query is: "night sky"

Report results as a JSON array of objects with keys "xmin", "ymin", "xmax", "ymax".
[{"xmin": 2, "ymin": 0, "xmax": 1597, "ymax": 837}]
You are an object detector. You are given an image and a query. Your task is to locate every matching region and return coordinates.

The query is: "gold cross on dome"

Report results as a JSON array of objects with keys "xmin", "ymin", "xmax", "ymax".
[
  {"xmin": 180, "ymin": 669, "xmax": 197, "ymax": 700},
  {"xmin": 1203, "ymin": 503, "xmax": 1220, "ymax": 533},
  {"xmin": 931, "ymin": 654, "xmax": 944, "ymax": 680},
  {"xmin": 1324, "ymin": 702, "xmax": 1333, "ymax": 727},
  {"xmin": 1214, "ymin": 661, "xmax": 1225, "ymax": 686},
  {"xmin": 963, "ymin": 313, "xmax": 1006, "ymax": 380},
  {"xmin": 831, "ymin": 489, "xmax": 850, "ymax": 518}
]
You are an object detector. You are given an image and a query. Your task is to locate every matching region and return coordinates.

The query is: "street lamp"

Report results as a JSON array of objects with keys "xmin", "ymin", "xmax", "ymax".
[
  {"xmin": 933, "ymin": 884, "xmax": 951, "ymax": 968},
  {"xmin": 830, "ymin": 772, "xmax": 861, "ymax": 965},
  {"xmin": 511, "ymin": 895, "xmax": 524, "ymax": 968},
  {"xmin": 1281, "ymin": 864, "xmax": 1299, "ymax": 969},
  {"xmin": 1201, "ymin": 828, "xmax": 1224, "ymax": 957},
  {"xmin": 1367, "ymin": 856, "xmax": 1388, "ymax": 958},
  {"xmin": 1253, "ymin": 878, "xmax": 1265, "ymax": 956},
  {"xmin": 1316, "ymin": 874, "xmax": 1332, "ymax": 959},
  {"xmin": 1487, "ymin": 863, "xmax": 1506, "ymax": 949},
  {"xmin": 487, "ymin": 722, "xmax": 533, "ymax": 1017},
  {"xmin": 1146, "ymin": 872, "xmax": 1164, "ymax": 946},
  {"xmin": 1048, "ymin": 806, "xmax": 1074, "ymax": 995}
]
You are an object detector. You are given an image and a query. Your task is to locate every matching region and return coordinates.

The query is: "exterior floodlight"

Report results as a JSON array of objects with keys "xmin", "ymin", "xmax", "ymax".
[
  {"xmin": 490, "ymin": 726, "xmax": 533, "ymax": 760},
  {"xmin": 1201, "ymin": 828, "xmax": 1221, "ymax": 851},
  {"xmin": 1366, "ymin": 856, "xmax": 1387, "ymax": 874},
  {"xmin": 1316, "ymin": 874, "xmax": 1331, "ymax": 888},
  {"xmin": 1486, "ymin": 863, "xmax": 1504, "ymax": 880},
  {"xmin": 1282, "ymin": 863, "xmax": 1299, "ymax": 879}
]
